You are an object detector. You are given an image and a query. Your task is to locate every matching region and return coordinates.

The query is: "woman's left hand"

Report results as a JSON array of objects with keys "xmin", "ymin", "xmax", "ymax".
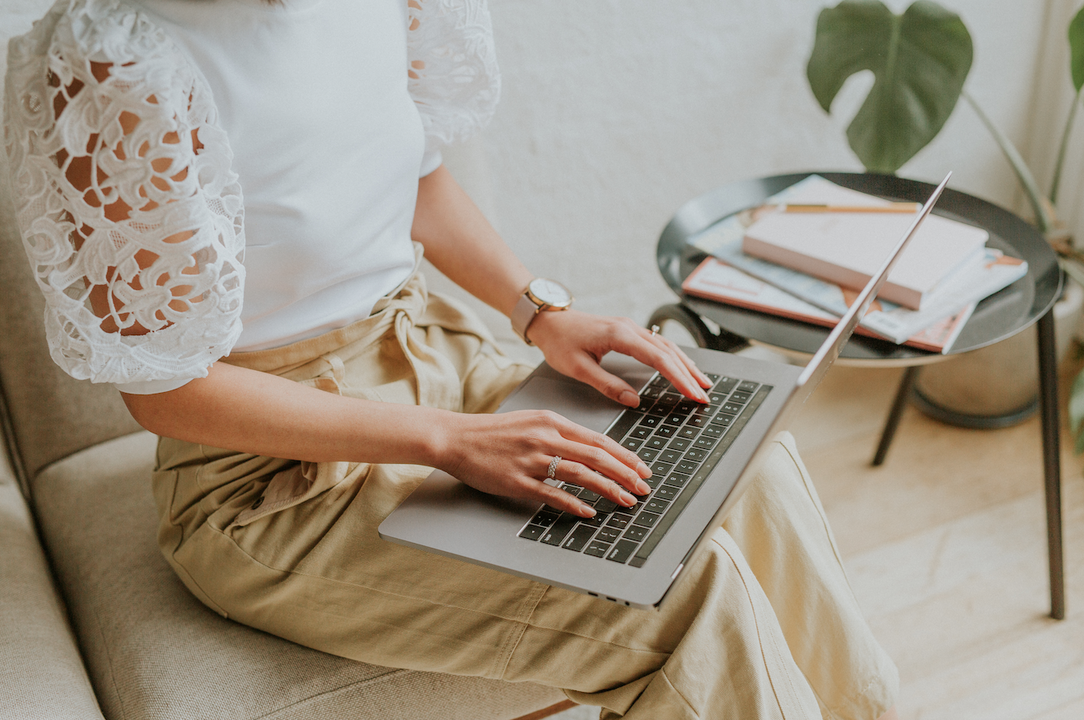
[{"xmin": 526, "ymin": 309, "xmax": 712, "ymax": 407}]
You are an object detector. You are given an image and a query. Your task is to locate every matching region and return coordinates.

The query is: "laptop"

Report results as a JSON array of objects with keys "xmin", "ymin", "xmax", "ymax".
[{"xmin": 380, "ymin": 174, "xmax": 952, "ymax": 610}]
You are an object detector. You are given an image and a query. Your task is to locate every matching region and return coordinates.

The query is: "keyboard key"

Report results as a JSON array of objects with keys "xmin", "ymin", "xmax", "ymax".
[
  {"xmin": 694, "ymin": 436, "xmax": 716, "ymax": 450},
  {"xmin": 641, "ymin": 415, "xmax": 661, "ymax": 429},
  {"xmin": 649, "ymin": 461, "xmax": 673, "ymax": 479},
  {"xmin": 664, "ymin": 414, "xmax": 685, "ymax": 426},
  {"xmin": 563, "ymin": 524, "xmax": 597, "ymax": 552},
  {"xmin": 621, "ymin": 437, "xmax": 643, "ymax": 451},
  {"xmin": 606, "ymin": 539, "xmax": 639, "ymax": 564},
  {"xmin": 584, "ymin": 541, "xmax": 611, "ymax": 558},
  {"xmin": 596, "ymin": 526, "xmax": 621, "ymax": 543},
  {"xmin": 684, "ymin": 448, "xmax": 707, "ymax": 462},
  {"xmin": 715, "ymin": 377, "xmax": 738, "ymax": 394},
  {"xmin": 678, "ymin": 426, "xmax": 699, "ymax": 440},
  {"xmin": 632, "ymin": 511, "xmax": 660, "ymax": 528},
  {"xmin": 675, "ymin": 459, "xmax": 697, "ymax": 475},
  {"xmin": 701, "ymin": 424, "xmax": 724, "ymax": 439},
  {"xmin": 675, "ymin": 400, "xmax": 699, "ymax": 415},
  {"xmin": 594, "ymin": 498, "xmax": 618, "ymax": 514},
  {"xmin": 658, "ymin": 449, "xmax": 681, "ymax": 465},
  {"xmin": 686, "ymin": 415, "xmax": 708, "ymax": 428},
  {"xmin": 640, "ymin": 385, "xmax": 662, "ymax": 400},
  {"xmin": 637, "ymin": 447, "xmax": 659, "ymax": 463},
  {"xmin": 730, "ymin": 390, "xmax": 752, "ymax": 404},
  {"xmin": 646, "ymin": 436, "xmax": 667, "ymax": 451},
  {"xmin": 711, "ymin": 413, "xmax": 735, "ymax": 428},
  {"xmin": 518, "ymin": 524, "xmax": 546, "ymax": 541},
  {"xmin": 605, "ymin": 412, "xmax": 640, "ymax": 442},
  {"xmin": 708, "ymin": 392, "xmax": 727, "ymax": 405},
  {"xmin": 645, "ymin": 497, "xmax": 670, "ymax": 514},
  {"xmin": 530, "ymin": 509, "xmax": 560, "ymax": 526},
  {"xmin": 664, "ymin": 472, "xmax": 690, "ymax": 488},
  {"xmin": 644, "ymin": 474, "xmax": 664, "ymax": 489},
  {"xmin": 623, "ymin": 525, "xmax": 648, "ymax": 542},
  {"xmin": 540, "ymin": 515, "xmax": 578, "ymax": 546},
  {"xmin": 578, "ymin": 489, "xmax": 601, "ymax": 504},
  {"xmin": 722, "ymin": 403, "xmax": 743, "ymax": 415},
  {"xmin": 654, "ymin": 424, "xmax": 676, "ymax": 438},
  {"xmin": 606, "ymin": 513, "xmax": 633, "ymax": 529},
  {"xmin": 705, "ymin": 372, "xmax": 720, "ymax": 384},
  {"xmin": 668, "ymin": 437, "xmax": 691, "ymax": 452},
  {"xmin": 655, "ymin": 484, "xmax": 679, "ymax": 501},
  {"xmin": 631, "ymin": 425, "xmax": 652, "ymax": 440},
  {"xmin": 737, "ymin": 381, "xmax": 759, "ymax": 393}
]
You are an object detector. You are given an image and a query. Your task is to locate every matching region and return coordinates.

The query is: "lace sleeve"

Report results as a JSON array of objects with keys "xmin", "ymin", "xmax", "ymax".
[
  {"xmin": 3, "ymin": 0, "xmax": 245, "ymax": 388},
  {"xmin": 406, "ymin": 0, "xmax": 501, "ymax": 163}
]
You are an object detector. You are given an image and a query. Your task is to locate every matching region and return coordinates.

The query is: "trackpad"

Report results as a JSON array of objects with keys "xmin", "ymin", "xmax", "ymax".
[{"xmin": 497, "ymin": 376, "xmax": 624, "ymax": 434}]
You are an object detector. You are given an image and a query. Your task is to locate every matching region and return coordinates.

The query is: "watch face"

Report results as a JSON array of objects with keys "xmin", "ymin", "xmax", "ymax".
[{"xmin": 529, "ymin": 278, "xmax": 572, "ymax": 308}]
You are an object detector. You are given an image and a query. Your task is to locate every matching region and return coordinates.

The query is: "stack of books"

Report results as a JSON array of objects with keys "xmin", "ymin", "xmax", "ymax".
[{"xmin": 683, "ymin": 176, "xmax": 1029, "ymax": 353}]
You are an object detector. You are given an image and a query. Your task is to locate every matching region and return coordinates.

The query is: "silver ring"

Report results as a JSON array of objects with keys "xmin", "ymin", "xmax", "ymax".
[
  {"xmin": 650, "ymin": 324, "xmax": 660, "ymax": 337},
  {"xmin": 546, "ymin": 456, "xmax": 562, "ymax": 480}
]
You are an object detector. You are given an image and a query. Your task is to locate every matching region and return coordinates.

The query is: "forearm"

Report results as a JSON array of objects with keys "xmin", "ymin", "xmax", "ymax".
[
  {"xmin": 121, "ymin": 362, "xmax": 452, "ymax": 466},
  {"xmin": 412, "ymin": 164, "xmax": 532, "ymax": 317}
]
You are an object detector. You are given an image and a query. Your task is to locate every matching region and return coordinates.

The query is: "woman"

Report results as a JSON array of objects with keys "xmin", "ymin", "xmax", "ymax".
[{"xmin": 4, "ymin": 0, "xmax": 900, "ymax": 717}]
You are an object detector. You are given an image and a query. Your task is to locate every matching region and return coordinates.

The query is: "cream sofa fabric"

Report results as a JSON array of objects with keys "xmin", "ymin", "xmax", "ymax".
[{"xmin": 0, "ymin": 445, "xmax": 103, "ymax": 719}]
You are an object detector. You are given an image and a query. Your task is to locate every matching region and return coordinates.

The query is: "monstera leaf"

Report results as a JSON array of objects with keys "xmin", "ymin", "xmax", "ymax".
[{"xmin": 807, "ymin": 0, "xmax": 973, "ymax": 174}]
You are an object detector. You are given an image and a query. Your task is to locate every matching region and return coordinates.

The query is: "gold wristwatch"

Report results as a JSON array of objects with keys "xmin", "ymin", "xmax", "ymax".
[{"xmin": 511, "ymin": 278, "xmax": 574, "ymax": 345}]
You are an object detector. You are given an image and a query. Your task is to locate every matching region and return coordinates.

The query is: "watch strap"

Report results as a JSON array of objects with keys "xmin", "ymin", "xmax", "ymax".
[{"xmin": 511, "ymin": 291, "xmax": 542, "ymax": 345}]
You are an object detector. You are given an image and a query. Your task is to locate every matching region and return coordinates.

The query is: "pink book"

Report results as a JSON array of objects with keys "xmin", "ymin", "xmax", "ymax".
[{"xmin": 741, "ymin": 210, "xmax": 989, "ymax": 310}]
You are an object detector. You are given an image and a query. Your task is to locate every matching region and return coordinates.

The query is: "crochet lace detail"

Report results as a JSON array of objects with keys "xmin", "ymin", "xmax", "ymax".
[
  {"xmin": 407, "ymin": 0, "xmax": 501, "ymax": 155},
  {"xmin": 4, "ymin": 0, "xmax": 245, "ymax": 385}
]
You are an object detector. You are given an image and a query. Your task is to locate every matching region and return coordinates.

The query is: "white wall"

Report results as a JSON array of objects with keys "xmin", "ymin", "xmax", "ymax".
[{"xmin": 442, "ymin": 0, "xmax": 1079, "ymax": 347}]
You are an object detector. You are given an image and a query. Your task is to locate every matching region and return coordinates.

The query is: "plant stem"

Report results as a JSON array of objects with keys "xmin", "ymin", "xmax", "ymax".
[
  {"xmin": 1050, "ymin": 87, "xmax": 1083, "ymax": 207},
  {"xmin": 962, "ymin": 90, "xmax": 1052, "ymax": 232}
]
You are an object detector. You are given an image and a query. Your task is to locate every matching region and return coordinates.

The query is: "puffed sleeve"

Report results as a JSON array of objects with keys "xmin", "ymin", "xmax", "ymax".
[
  {"xmin": 3, "ymin": 0, "xmax": 246, "ymax": 393},
  {"xmin": 405, "ymin": 0, "xmax": 501, "ymax": 176}
]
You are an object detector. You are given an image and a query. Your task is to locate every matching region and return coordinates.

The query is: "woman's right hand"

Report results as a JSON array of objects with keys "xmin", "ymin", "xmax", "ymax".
[{"xmin": 435, "ymin": 409, "xmax": 653, "ymax": 518}]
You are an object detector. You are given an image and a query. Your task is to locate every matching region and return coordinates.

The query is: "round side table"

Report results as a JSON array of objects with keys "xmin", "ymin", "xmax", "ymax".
[{"xmin": 649, "ymin": 172, "xmax": 1066, "ymax": 619}]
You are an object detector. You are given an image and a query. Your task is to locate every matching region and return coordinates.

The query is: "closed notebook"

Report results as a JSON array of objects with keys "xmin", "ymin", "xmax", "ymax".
[{"xmin": 742, "ymin": 210, "xmax": 989, "ymax": 310}]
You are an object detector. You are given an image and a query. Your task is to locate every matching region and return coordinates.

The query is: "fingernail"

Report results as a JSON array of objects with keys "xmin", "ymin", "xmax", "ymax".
[
  {"xmin": 636, "ymin": 479, "xmax": 651, "ymax": 495},
  {"xmin": 619, "ymin": 390, "xmax": 640, "ymax": 407},
  {"xmin": 638, "ymin": 462, "xmax": 651, "ymax": 478},
  {"xmin": 580, "ymin": 504, "xmax": 597, "ymax": 518},
  {"xmin": 698, "ymin": 389, "xmax": 710, "ymax": 403},
  {"xmin": 620, "ymin": 491, "xmax": 637, "ymax": 506}
]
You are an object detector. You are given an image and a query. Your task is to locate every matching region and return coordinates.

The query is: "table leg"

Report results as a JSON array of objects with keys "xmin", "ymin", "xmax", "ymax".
[
  {"xmin": 647, "ymin": 304, "xmax": 750, "ymax": 352},
  {"xmin": 1036, "ymin": 308, "xmax": 1065, "ymax": 620},
  {"xmin": 872, "ymin": 366, "xmax": 920, "ymax": 467}
]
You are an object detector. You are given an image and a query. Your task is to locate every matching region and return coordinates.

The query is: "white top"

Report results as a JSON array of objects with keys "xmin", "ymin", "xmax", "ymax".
[{"xmin": 4, "ymin": 0, "xmax": 500, "ymax": 393}]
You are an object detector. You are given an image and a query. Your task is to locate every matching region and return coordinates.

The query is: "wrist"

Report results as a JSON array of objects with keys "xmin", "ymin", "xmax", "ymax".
[{"xmin": 510, "ymin": 278, "xmax": 574, "ymax": 345}]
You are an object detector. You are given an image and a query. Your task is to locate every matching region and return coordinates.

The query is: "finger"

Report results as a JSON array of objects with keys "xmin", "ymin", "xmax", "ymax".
[
  {"xmin": 552, "ymin": 458, "xmax": 642, "ymax": 509},
  {"xmin": 655, "ymin": 334, "xmax": 712, "ymax": 388},
  {"xmin": 549, "ymin": 415, "xmax": 652, "ymax": 492},
  {"xmin": 534, "ymin": 480, "xmax": 598, "ymax": 518},
  {"xmin": 642, "ymin": 331, "xmax": 712, "ymax": 399},
  {"xmin": 607, "ymin": 327, "xmax": 708, "ymax": 403}
]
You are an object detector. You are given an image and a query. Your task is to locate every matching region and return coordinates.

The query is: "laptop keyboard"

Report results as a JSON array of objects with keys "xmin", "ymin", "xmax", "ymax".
[{"xmin": 517, "ymin": 372, "xmax": 772, "ymax": 568}]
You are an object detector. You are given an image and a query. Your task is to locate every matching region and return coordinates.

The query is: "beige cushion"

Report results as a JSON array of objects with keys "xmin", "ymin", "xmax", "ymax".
[
  {"xmin": 30, "ymin": 432, "xmax": 564, "ymax": 720},
  {"xmin": 0, "ymin": 448, "xmax": 104, "ymax": 719}
]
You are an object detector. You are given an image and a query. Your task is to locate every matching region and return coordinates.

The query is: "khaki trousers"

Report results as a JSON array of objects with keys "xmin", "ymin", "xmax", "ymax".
[{"xmin": 152, "ymin": 270, "xmax": 898, "ymax": 719}]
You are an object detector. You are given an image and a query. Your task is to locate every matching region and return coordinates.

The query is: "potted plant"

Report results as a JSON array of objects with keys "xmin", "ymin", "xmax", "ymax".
[{"xmin": 806, "ymin": 0, "xmax": 1084, "ymax": 436}]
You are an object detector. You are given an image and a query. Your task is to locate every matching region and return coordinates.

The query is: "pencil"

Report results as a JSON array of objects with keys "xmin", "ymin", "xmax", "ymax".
[{"xmin": 777, "ymin": 203, "xmax": 921, "ymax": 214}]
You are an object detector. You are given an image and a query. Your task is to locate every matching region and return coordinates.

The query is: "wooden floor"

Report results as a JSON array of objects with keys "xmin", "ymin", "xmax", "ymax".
[
  {"xmin": 552, "ymin": 357, "xmax": 1084, "ymax": 720},
  {"xmin": 793, "ymin": 361, "xmax": 1084, "ymax": 720}
]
